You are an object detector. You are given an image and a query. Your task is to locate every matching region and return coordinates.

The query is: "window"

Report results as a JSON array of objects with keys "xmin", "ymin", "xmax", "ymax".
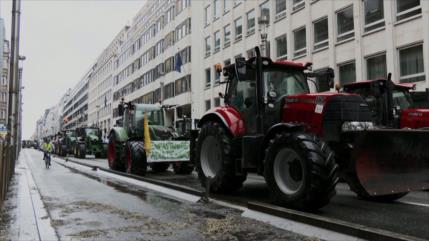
[
  {"xmin": 366, "ymin": 54, "xmax": 387, "ymax": 80},
  {"xmin": 396, "ymin": 0, "xmax": 421, "ymax": 21},
  {"xmin": 214, "ymin": 65, "xmax": 221, "ymax": 84},
  {"xmin": 164, "ymin": 83, "xmax": 175, "ymax": 99},
  {"xmin": 205, "ymin": 36, "xmax": 211, "ymax": 56},
  {"xmin": 339, "ymin": 62, "xmax": 356, "ymax": 85},
  {"xmin": 293, "ymin": 0, "xmax": 305, "ymax": 12},
  {"xmin": 235, "ymin": 17, "xmax": 243, "ymax": 40},
  {"xmin": 204, "ymin": 5, "xmax": 210, "ymax": 26},
  {"xmin": 367, "ymin": 54, "xmax": 387, "ymax": 79},
  {"xmin": 293, "ymin": 27, "xmax": 306, "ymax": 58},
  {"xmin": 337, "ymin": 6, "xmax": 354, "ymax": 42},
  {"xmin": 246, "ymin": 10, "xmax": 255, "ymax": 35},
  {"xmin": 399, "ymin": 45, "xmax": 425, "ymax": 83},
  {"xmin": 276, "ymin": 34, "xmax": 287, "ymax": 59},
  {"xmin": 224, "ymin": 25, "xmax": 231, "ymax": 47},
  {"xmin": 364, "ymin": 0, "xmax": 385, "ymax": 32},
  {"xmin": 205, "ymin": 68, "xmax": 211, "ymax": 87},
  {"xmin": 214, "ymin": 97, "xmax": 221, "ymax": 107},
  {"xmin": 214, "ymin": 31, "xmax": 221, "ymax": 52},
  {"xmin": 260, "ymin": 1, "xmax": 270, "ymax": 22},
  {"xmin": 175, "ymin": 75, "xmax": 191, "ymax": 95},
  {"xmin": 205, "ymin": 100, "xmax": 211, "ymax": 111},
  {"xmin": 224, "ymin": 0, "xmax": 231, "ymax": 13},
  {"xmin": 313, "ymin": 17, "xmax": 328, "ymax": 50},
  {"xmin": 275, "ymin": 0, "xmax": 286, "ymax": 20},
  {"xmin": 213, "ymin": 0, "xmax": 221, "ymax": 20}
]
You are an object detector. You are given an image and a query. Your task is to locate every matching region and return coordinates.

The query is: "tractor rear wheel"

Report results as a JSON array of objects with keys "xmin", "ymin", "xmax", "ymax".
[
  {"xmin": 124, "ymin": 141, "xmax": 147, "ymax": 176},
  {"xmin": 173, "ymin": 162, "xmax": 194, "ymax": 175},
  {"xmin": 196, "ymin": 121, "xmax": 246, "ymax": 193},
  {"xmin": 344, "ymin": 172, "xmax": 409, "ymax": 202},
  {"xmin": 150, "ymin": 163, "xmax": 170, "ymax": 173},
  {"xmin": 264, "ymin": 132, "xmax": 338, "ymax": 211},
  {"xmin": 108, "ymin": 133, "xmax": 124, "ymax": 171}
]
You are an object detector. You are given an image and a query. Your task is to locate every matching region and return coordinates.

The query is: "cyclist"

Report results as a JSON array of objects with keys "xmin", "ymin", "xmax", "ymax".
[{"xmin": 42, "ymin": 138, "xmax": 53, "ymax": 168}]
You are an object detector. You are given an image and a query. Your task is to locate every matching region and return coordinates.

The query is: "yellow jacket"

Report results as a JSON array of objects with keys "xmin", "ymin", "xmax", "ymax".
[{"xmin": 42, "ymin": 142, "xmax": 53, "ymax": 152}]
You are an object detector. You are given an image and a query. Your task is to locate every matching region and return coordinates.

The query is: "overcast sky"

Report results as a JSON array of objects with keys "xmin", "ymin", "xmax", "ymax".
[{"xmin": 0, "ymin": 0, "xmax": 144, "ymax": 139}]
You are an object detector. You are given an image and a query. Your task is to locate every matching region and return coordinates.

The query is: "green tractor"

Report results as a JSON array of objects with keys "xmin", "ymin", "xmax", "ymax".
[
  {"xmin": 108, "ymin": 101, "xmax": 193, "ymax": 176},
  {"xmin": 55, "ymin": 130, "xmax": 78, "ymax": 157},
  {"xmin": 73, "ymin": 127, "xmax": 107, "ymax": 159}
]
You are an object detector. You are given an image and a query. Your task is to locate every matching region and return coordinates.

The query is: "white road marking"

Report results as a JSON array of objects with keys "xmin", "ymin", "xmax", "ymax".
[{"xmin": 398, "ymin": 201, "xmax": 429, "ymax": 208}]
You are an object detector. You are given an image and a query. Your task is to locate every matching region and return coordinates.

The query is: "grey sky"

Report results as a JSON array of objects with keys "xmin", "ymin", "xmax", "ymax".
[{"xmin": 1, "ymin": 0, "xmax": 144, "ymax": 139}]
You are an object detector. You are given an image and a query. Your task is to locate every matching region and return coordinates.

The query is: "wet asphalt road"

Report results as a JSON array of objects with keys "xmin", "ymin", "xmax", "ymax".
[
  {"xmin": 65, "ymin": 154, "xmax": 429, "ymax": 240},
  {"xmin": 18, "ymin": 149, "xmax": 319, "ymax": 241}
]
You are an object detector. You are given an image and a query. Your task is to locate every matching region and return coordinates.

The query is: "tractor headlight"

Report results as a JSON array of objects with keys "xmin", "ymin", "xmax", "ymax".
[{"xmin": 341, "ymin": 121, "xmax": 374, "ymax": 132}]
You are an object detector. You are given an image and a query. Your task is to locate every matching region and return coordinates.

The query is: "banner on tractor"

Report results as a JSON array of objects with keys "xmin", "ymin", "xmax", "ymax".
[{"xmin": 147, "ymin": 140, "xmax": 190, "ymax": 163}]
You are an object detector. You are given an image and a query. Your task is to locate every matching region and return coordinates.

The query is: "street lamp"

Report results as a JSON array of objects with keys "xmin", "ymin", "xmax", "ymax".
[{"xmin": 258, "ymin": 9, "xmax": 270, "ymax": 57}]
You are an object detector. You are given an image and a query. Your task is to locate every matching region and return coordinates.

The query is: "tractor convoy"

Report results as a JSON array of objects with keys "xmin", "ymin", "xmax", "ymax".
[{"xmin": 39, "ymin": 46, "xmax": 428, "ymax": 211}]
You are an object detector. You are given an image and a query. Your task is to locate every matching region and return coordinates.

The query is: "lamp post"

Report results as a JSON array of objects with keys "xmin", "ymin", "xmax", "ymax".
[{"xmin": 258, "ymin": 9, "xmax": 270, "ymax": 57}]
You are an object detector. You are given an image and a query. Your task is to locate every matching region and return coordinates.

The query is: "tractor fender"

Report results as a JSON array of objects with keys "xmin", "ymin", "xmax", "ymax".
[
  {"xmin": 109, "ymin": 127, "xmax": 128, "ymax": 143},
  {"xmin": 263, "ymin": 123, "xmax": 305, "ymax": 149},
  {"xmin": 197, "ymin": 106, "xmax": 246, "ymax": 137}
]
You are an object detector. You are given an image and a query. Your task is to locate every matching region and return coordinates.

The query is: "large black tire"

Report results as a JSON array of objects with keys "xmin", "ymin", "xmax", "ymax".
[
  {"xmin": 150, "ymin": 162, "xmax": 170, "ymax": 173},
  {"xmin": 264, "ymin": 132, "xmax": 338, "ymax": 211},
  {"xmin": 124, "ymin": 141, "xmax": 147, "ymax": 176},
  {"xmin": 195, "ymin": 121, "xmax": 246, "ymax": 193},
  {"xmin": 344, "ymin": 172, "xmax": 409, "ymax": 202},
  {"xmin": 60, "ymin": 145, "xmax": 67, "ymax": 157},
  {"xmin": 108, "ymin": 133, "xmax": 124, "ymax": 171},
  {"xmin": 173, "ymin": 162, "xmax": 194, "ymax": 175},
  {"xmin": 78, "ymin": 144, "xmax": 86, "ymax": 159}
]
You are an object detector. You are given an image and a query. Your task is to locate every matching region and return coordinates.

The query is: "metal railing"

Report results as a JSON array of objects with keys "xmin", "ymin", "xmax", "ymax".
[{"xmin": 0, "ymin": 142, "xmax": 13, "ymax": 208}]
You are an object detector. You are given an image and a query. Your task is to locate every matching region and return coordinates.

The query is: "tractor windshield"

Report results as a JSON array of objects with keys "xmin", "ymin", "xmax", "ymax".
[
  {"xmin": 135, "ymin": 110, "xmax": 164, "ymax": 126},
  {"xmin": 263, "ymin": 68, "xmax": 309, "ymax": 100},
  {"xmin": 393, "ymin": 90, "xmax": 412, "ymax": 110},
  {"xmin": 85, "ymin": 129, "xmax": 98, "ymax": 136}
]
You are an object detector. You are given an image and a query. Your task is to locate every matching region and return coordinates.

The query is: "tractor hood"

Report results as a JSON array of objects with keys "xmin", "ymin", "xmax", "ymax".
[
  {"xmin": 88, "ymin": 134, "xmax": 100, "ymax": 142},
  {"xmin": 400, "ymin": 109, "xmax": 429, "ymax": 129},
  {"xmin": 282, "ymin": 92, "xmax": 374, "ymax": 141}
]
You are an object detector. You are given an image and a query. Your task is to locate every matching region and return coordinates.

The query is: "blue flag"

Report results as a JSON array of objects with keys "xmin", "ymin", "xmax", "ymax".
[
  {"xmin": 104, "ymin": 95, "xmax": 107, "ymax": 107},
  {"xmin": 175, "ymin": 53, "xmax": 182, "ymax": 73}
]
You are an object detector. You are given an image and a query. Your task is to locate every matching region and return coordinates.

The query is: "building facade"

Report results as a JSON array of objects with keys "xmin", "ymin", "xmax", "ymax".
[
  {"xmin": 0, "ymin": 18, "xmax": 9, "ymax": 126},
  {"xmin": 87, "ymin": 27, "xmax": 128, "ymax": 138},
  {"xmin": 62, "ymin": 69, "xmax": 91, "ymax": 130}
]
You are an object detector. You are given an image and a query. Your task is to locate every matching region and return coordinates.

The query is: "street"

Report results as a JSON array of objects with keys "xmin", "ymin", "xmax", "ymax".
[{"xmin": 1, "ymin": 149, "xmax": 348, "ymax": 241}]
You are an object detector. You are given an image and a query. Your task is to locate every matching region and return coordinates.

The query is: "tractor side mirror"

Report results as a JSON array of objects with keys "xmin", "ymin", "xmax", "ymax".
[
  {"xmin": 313, "ymin": 68, "xmax": 334, "ymax": 92},
  {"xmin": 118, "ymin": 104, "xmax": 124, "ymax": 116},
  {"xmin": 235, "ymin": 57, "xmax": 247, "ymax": 81}
]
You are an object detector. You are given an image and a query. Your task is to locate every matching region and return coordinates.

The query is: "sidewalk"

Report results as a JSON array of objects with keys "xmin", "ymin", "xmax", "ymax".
[{"xmin": 0, "ymin": 152, "xmax": 57, "ymax": 241}]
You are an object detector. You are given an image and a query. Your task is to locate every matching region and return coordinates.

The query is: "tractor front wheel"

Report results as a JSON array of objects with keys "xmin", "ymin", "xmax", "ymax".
[
  {"xmin": 108, "ymin": 133, "xmax": 124, "ymax": 171},
  {"xmin": 78, "ymin": 144, "xmax": 86, "ymax": 159},
  {"xmin": 264, "ymin": 132, "xmax": 338, "ymax": 211},
  {"xmin": 196, "ymin": 121, "xmax": 246, "ymax": 193}
]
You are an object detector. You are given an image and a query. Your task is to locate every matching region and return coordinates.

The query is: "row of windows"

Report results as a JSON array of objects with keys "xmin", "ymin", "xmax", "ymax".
[
  {"xmin": 338, "ymin": 44, "xmax": 425, "ymax": 84},
  {"xmin": 206, "ymin": 0, "xmax": 422, "ymax": 60},
  {"xmin": 113, "ymin": 47, "xmax": 192, "ymax": 102},
  {"xmin": 115, "ymin": 1, "xmax": 191, "ymax": 69},
  {"xmin": 63, "ymin": 82, "xmax": 89, "ymax": 111},
  {"xmin": 114, "ymin": 18, "xmax": 191, "ymax": 86},
  {"xmin": 205, "ymin": 97, "xmax": 222, "ymax": 111}
]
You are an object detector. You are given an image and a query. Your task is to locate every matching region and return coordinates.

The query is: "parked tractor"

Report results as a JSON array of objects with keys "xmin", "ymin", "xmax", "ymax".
[
  {"xmin": 194, "ymin": 47, "xmax": 429, "ymax": 210},
  {"xmin": 54, "ymin": 130, "xmax": 77, "ymax": 156},
  {"xmin": 73, "ymin": 127, "xmax": 107, "ymax": 159},
  {"xmin": 342, "ymin": 77, "xmax": 429, "ymax": 129},
  {"xmin": 108, "ymin": 102, "xmax": 193, "ymax": 175}
]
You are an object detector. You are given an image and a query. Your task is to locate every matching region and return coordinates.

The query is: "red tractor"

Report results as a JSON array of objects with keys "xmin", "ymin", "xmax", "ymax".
[
  {"xmin": 342, "ymin": 77, "xmax": 429, "ymax": 129},
  {"xmin": 194, "ymin": 47, "xmax": 429, "ymax": 210}
]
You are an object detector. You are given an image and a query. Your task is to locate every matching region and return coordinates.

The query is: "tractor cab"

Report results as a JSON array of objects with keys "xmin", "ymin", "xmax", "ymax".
[{"xmin": 343, "ymin": 78, "xmax": 429, "ymax": 128}]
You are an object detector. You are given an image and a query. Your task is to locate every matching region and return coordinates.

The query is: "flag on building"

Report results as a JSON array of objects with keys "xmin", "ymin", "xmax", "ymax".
[
  {"xmin": 104, "ymin": 95, "xmax": 107, "ymax": 108},
  {"xmin": 175, "ymin": 53, "xmax": 182, "ymax": 73}
]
